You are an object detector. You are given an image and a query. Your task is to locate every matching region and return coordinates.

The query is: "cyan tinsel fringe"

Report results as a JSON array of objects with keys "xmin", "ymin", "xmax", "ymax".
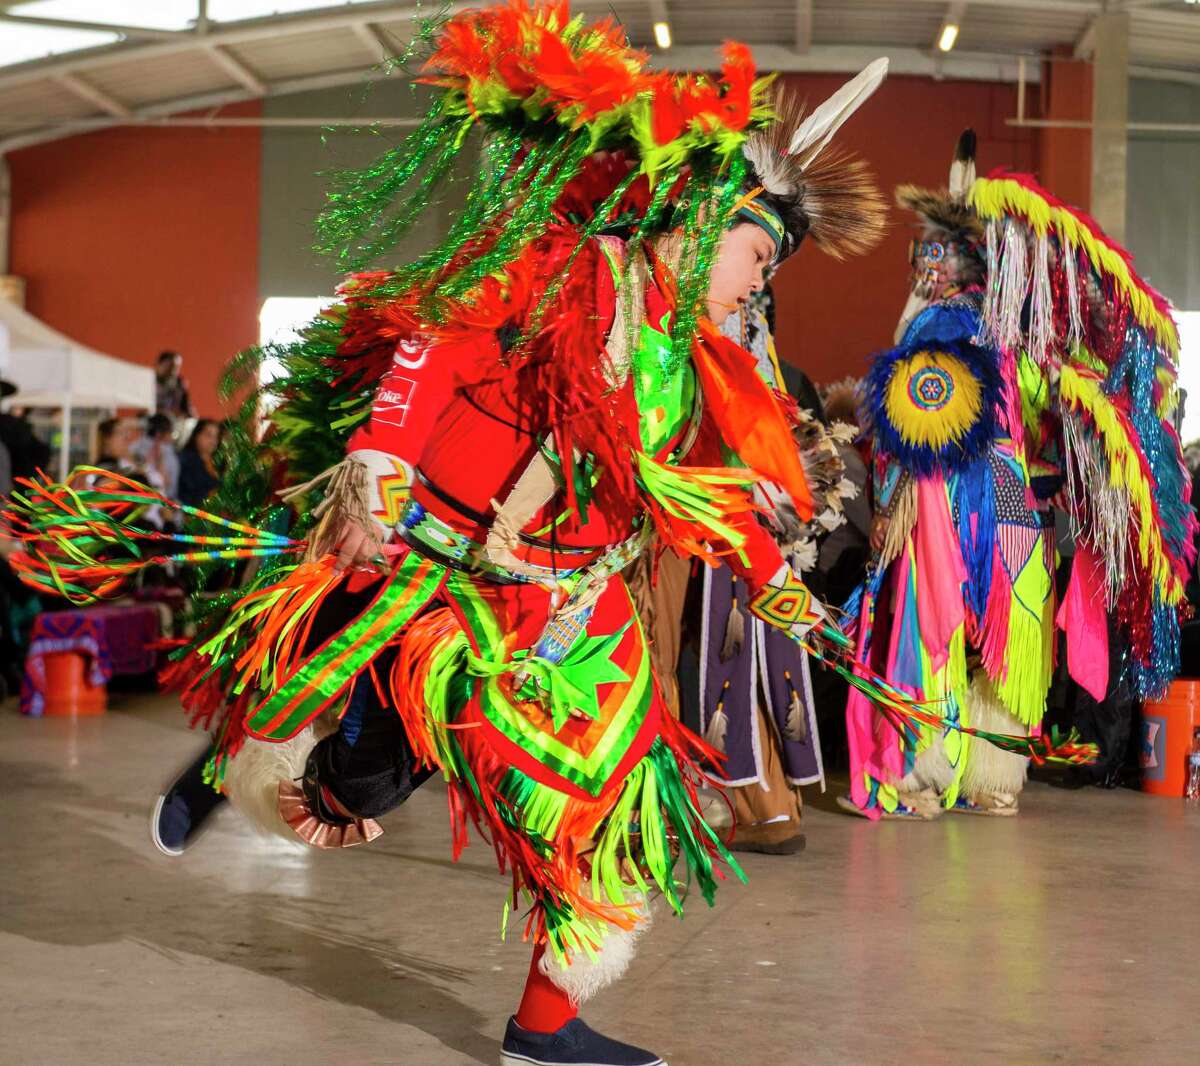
[
  {"xmin": 1124, "ymin": 600, "xmax": 1181, "ymax": 701},
  {"xmin": 1104, "ymin": 325, "xmax": 1194, "ymax": 697}
]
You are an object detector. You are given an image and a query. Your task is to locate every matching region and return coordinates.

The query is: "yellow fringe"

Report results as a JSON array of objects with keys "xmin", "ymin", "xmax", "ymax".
[
  {"xmin": 1060, "ymin": 365, "xmax": 1184, "ymax": 604},
  {"xmin": 970, "ymin": 177, "xmax": 1179, "ymax": 354}
]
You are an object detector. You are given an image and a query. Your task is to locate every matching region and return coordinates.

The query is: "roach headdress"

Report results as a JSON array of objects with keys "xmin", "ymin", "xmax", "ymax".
[{"xmin": 738, "ymin": 59, "xmax": 890, "ymax": 261}]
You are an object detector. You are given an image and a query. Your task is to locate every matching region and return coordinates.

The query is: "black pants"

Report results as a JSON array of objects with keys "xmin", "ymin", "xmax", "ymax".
[{"xmin": 301, "ymin": 577, "xmax": 435, "ymax": 818}]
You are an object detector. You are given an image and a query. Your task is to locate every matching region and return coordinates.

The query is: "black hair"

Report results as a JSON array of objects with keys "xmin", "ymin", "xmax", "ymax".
[
  {"xmin": 183, "ymin": 418, "xmax": 220, "ymax": 453},
  {"xmin": 146, "ymin": 413, "xmax": 173, "ymax": 438}
]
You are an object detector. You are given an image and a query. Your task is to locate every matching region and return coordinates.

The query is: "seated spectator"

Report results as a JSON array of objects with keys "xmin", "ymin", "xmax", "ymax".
[{"xmin": 178, "ymin": 419, "xmax": 222, "ymax": 509}]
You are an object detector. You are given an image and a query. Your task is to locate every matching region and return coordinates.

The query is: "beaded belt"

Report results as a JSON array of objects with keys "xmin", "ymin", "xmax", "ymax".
[{"xmin": 397, "ymin": 500, "xmax": 646, "ymax": 587}]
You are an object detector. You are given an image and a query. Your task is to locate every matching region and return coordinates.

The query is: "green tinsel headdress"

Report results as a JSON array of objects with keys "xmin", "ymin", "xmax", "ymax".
[{"xmin": 314, "ymin": 2, "xmax": 887, "ymax": 348}]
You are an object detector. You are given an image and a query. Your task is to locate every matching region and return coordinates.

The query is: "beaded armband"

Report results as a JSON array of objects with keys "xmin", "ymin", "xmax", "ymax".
[{"xmin": 748, "ymin": 569, "xmax": 821, "ymax": 632}]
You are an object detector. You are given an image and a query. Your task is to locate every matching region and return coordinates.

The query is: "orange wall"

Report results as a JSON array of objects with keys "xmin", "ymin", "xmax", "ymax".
[
  {"xmin": 8, "ymin": 100, "xmax": 262, "ymax": 417},
  {"xmin": 1038, "ymin": 55, "xmax": 1093, "ymax": 214},
  {"xmin": 771, "ymin": 74, "xmax": 1039, "ymax": 384},
  {"xmin": 7, "ymin": 74, "xmax": 1089, "ymax": 402}
]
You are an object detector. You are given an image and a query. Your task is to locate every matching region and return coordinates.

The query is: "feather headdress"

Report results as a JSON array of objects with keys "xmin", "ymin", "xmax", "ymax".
[
  {"xmin": 739, "ymin": 60, "xmax": 889, "ymax": 261},
  {"xmin": 895, "ymin": 128, "xmax": 982, "ymax": 239}
]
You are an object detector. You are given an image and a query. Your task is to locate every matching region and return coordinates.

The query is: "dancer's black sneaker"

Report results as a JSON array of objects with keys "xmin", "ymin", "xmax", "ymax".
[
  {"xmin": 500, "ymin": 1017, "xmax": 665, "ymax": 1066},
  {"xmin": 151, "ymin": 744, "xmax": 228, "ymax": 856}
]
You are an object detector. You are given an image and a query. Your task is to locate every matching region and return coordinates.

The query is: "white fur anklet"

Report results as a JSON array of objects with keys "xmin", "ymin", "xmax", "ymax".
[{"xmin": 539, "ymin": 897, "xmax": 653, "ymax": 1005}]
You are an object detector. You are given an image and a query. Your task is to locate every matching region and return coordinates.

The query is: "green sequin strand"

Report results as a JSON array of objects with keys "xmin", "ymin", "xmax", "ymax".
[
  {"xmin": 380, "ymin": 129, "xmax": 570, "ymax": 304},
  {"xmin": 521, "ymin": 165, "xmax": 643, "ymax": 341},
  {"xmin": 364, "ymin": 115, "xmax": 476, "ymax": 265},
  {"xmin": 668, "ymin": 153, "xmax": 745, "ymax": 374},
  {"xmin": 436, "ymin": 133, "xmax": 593, "ymax": 306},
  {"xmin": 316, "ymin": 98, "xmax": 455, "ymax": 269}
]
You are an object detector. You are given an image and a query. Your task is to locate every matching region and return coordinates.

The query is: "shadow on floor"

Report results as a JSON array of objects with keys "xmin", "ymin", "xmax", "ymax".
[{"xmin": 0, "ymin": 756, "xmax": 497, "ymax": 1065}]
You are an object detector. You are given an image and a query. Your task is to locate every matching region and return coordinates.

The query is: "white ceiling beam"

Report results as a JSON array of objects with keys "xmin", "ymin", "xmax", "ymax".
[
  {"xmin": 351, "ymin": 22, "xmax": 398, "ymax": 65},
  {"xmin": 0, "ymin": 2, "xmax": 476, "ymax": 92},
  {"xmin": 1128, "ymin": 63, "xmax": 1200, "ymax": 88},
  {"xmin": 204, "ymin": 44, "xmax": 266, "ymax": 95},
  {"xmin": 794, "ymin": 0, "xmax": 812, "ymax": 54},
  {"xmin": 929, "ymin": 0, "xmax": 1099, "ymax": 10},
  {"xmin": 1133, "ymin": 8, "xmax": 1200, "ymax": 32},
  {"xmin": 0, "ymin": 12, "xmax": 183, "ymax": 40},
  {"xmin": 0, "ymin": 116, "xmax": 424, "ymax": 130},
  {"xmin": 0, "ymin": 63, "xmax": 406, "ymax": 154},
  {"xmin": 53, "ymin": 72, "xmax": 131, "ymax": 118},
  {"xmin": 646, "ymin": 43, "xmax": 1042, "ymax": 81}
]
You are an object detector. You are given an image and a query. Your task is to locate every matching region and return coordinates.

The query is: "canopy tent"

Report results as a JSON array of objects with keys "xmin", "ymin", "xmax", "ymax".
[{"xmin": 0, "ymin": 299, "xmax": 155, "ymax": 478}]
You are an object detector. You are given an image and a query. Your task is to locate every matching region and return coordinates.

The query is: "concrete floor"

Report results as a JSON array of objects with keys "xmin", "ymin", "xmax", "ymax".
[{"xmin": 2, "ymin": 693, "xmax": 1198, "ymax": 1066}]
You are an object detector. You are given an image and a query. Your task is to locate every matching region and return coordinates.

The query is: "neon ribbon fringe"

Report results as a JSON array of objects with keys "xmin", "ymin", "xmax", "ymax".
[
  {"xmin": 4, "ymin": 471, "xmax": 303, "ymax": 604},
  {"xmin": 802, "ymin": 622, "xmax": 1098, "ymax": 766},
  {"xmin": 970, "ymin": 172, "xmax": 1178, "ymax": 352}
]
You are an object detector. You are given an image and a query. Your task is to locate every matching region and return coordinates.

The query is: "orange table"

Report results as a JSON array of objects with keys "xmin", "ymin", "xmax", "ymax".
[{"xmin": 20, "ymin": 604, "xmax": 160, "ymax": 717}]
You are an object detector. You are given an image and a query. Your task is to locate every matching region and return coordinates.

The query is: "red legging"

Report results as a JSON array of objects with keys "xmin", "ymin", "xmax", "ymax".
[{"xmin": 515, "ymin": 942, "xmax": 577, "ymax": 1033}]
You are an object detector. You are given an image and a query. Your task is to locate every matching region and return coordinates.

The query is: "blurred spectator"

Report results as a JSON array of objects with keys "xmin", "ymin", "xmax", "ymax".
[
  {"xmin": 155, "ymin": 350, "xmax": 194, "ymax": 423},
  {"xmin": 95, "ymin": 416, "xmax": 146, "ymax": 476},
  {"xmin": 135, "ymin": 413, "xmax": 180, "ymax": 499},
  {"xmin": 778, "ymin": 363, "xmax": 827, "ymax": 421},
  {"xmin": 178, "ymin": 419, "xmax": 222, "ymax": 508},
  {"xmin": 0, "ymin": 378, "xmax": 52, "ymax": 481},
  {"xmin": 821, "ymin": 376, "xmax": 862, "ymax": 430}
]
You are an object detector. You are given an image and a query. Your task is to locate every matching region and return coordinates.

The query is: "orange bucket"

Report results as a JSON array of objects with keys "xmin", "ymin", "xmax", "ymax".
[
  {"xmin": 1141, "ymin": 679, "xmax": 1200, "ymax": 796},
  {"xmin": 41, "ymin": 652, "xmax": 107, "ymax": 717}
]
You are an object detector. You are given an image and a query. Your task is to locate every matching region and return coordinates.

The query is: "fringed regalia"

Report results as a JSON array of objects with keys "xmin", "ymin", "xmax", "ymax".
[
  {"xmin": 691, "ymin": 299, "xmax": 859, "ymax": 795},
  {"xmin": 846, "ymin": 134, "xmax": 1194, "ymax": 819},
  {"xmin": 6, "ymin": 14, "xmax": 1096, "ymax": 986}
]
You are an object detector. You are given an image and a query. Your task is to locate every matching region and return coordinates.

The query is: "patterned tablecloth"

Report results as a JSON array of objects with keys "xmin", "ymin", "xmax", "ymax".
[{"xmin": 20, "ymin": 604, "xmax": 161, "ymax": 716}]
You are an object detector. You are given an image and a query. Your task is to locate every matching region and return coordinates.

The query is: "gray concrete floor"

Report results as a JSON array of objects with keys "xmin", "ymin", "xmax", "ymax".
[{"xmin": 2, "ymin": 693, "xmax": 1198, "ymax": 1066}]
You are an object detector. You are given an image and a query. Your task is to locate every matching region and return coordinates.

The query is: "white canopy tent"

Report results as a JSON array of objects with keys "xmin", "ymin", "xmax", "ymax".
[{"xmin": 0, "ymin": 298, "xmax": 155, "ymax": 478}]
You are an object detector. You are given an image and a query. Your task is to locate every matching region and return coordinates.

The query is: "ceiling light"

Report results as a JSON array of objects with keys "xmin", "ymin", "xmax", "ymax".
[
  {"xmin": 938, "ymin": 23, "xmax": 960, "ymax": 52},
  {"xmin": 653, "ymin": 21, "xmax": 672, "ymax": 49}
]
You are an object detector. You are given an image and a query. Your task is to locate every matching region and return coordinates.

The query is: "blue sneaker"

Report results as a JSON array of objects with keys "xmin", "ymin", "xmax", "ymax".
[
  {"xmin": 151, "ymin": 745, "xmax": 227, "ymax": 856},
  {"xmin": 500, "ymin": 1017, "xmax": 665, "ymax": 1066}
]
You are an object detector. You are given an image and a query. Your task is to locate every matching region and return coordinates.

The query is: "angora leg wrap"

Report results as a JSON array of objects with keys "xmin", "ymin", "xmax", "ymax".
[
  {"xmin": 962, "ymin": 675, "xmax": 1029, "ymax": 798},
  {"xmin": 221, "ymin": 715, "xmax": 335, "ymax": 840},
  {"xmin": 900, "ymin": 739, "xmax": 956, "ymax": 794},
  {"xmin": 538, "ymin": 898, "xmax": 652, "ymax": 1005}
]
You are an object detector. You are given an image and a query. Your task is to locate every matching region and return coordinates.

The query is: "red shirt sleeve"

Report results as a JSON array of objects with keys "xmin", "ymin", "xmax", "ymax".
[{"xmin": 346, "ymin": 332, "xmax": 500, "ymax": 465}]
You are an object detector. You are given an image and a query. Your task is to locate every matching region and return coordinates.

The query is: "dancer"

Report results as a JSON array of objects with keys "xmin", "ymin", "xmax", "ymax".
[
  {"xmin": 10, "ymin": 10, "xmax": 897, "ymax": 1064},
  {"xmin": 842, "ymin": 132, "xmax": 1194, "ymax": 820},
  {"xmin": 4, "ymin": 18, "xmax": 1096, "ymax": 1062},
  {"xmin": 688, "ymin": 294, "xmax": 860, "ymax": 854}
]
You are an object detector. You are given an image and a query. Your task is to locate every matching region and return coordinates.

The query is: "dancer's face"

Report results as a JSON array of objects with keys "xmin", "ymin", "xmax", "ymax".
[{"xmin": 707, "ymin": 223, "xmax": 775, "ymax": 325}]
